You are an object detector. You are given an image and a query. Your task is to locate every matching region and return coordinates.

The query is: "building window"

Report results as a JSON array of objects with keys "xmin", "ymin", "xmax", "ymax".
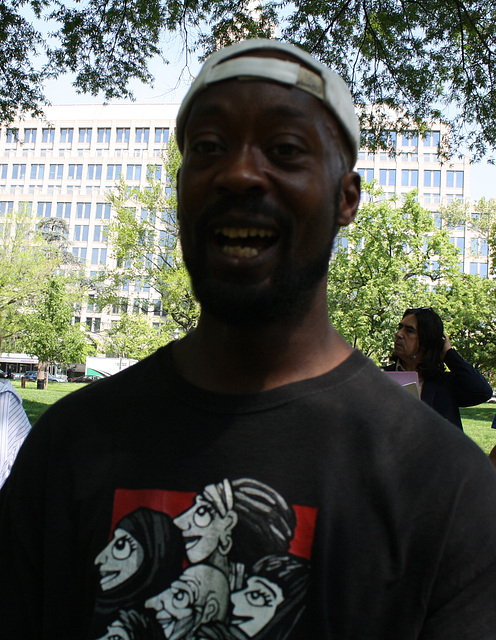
[
  {"xmin": 96, "ymin": 203, "xmax": 111, "ymax": 219},
  {"xmin": 6, "ymin": 128, "xmax": 19, "ymax": 143},
  {"xmin": 401, "ymin": 132, "xmax": 418, "ymax": 147},
  {"xmin": 87, "ymin": 164, "xmax": 102, "ymax": 180},
  {"xmin": 153, "ymin": 300, "xmax": 162, "ymax": 316},
  {"xmin": 74, "ymin": 225, "xmax": 89, "ymax": 242},
  {"xmin": 424, "ymin": 170, "xmax": 441, "ymax": 187},
  {"xmin": 7, "ymin": 128, "xmax": 20, "ymax": 144},
  {"xmin": 24, "ymin": 128, "xmax": 37, "ymax": 144},
  {"xmin": 76, "ymin": 202, "xmax": 91, "ymax": 219},
  {"xmin": 357, "ymin": 168, "xmax": 374, "ymax": 182},
  {"xmin": 78, "ymin": 128, "xmax": 92, "ymax": 143},
  {"xmin": 154, "ymin": 128, "xmax": 170, "ymax": 144},
  {"xmin": 379, "ymin": 169, "xmax": 396, "ymax": 186},
  {"xmin": 12, "ymin": 164, "xmax": 26, "ymax": 180},
  {"xmin": 42, "ymin": 128, "xmax": 55, "ymax": 144},
  {"xmin": 49, "ymin": 164, "xmax": 64, "ymax": 180},
  {"xmin": 401, "ymin": 169, "xmax": 418, "ymax": 187},
  {"xmin": 68, "ymin": 164, "xmax": 83, "ymax": 180},
  {"xmin": 454, "ymin": 237, "xmax": 465, "ymax": 253},
  {"xmin": 126, "ymin": 164, "xmax": 142, "ymax": 181},
  {"xmin": 37, "ymin": 202, "xmax": 52, "ymax": 217},
  {"xmin": 60, "ymin": 128, "xmax": 74, "ymax": 143},
  {"xmin": 446, "ymin": 171, "xmax": 464, "ymax": 188},
  {"xmin": 116, "ymin": 128, "xmax": 130, "ymax": 143},
  {"xmin": 147, "ymin": 164, "xmax": 162, "ymax": 180},
  {"xmin": 91, "ymin": 247, "xmax": 107, "ymax": 265},
  {"xmin": 135, "ymin": 127, "xmax": 150, "ymax": 143},
  {"xmin": 56, "ymin": 202, "xmax": 71, "ymax": 218},
  {"xmin": 379, "ymin": 131, "xmax": 397, "ymax": 148},
  {"xmin": 30, "ymin": 164, "xmax": 45, "ymax": 180},
  {"xmin": 469, "ymin": 262, "xmax": 488, "ymax": 277},
  {"xmin": 97, "ymin": 127, "xmax": 111, "ymax": 143},
  {"xmin": 0, "ymin": 165, "xmax": 7, "ymax": 180},
  {"xmin": 93, "ymin": 225, "xmax": 107, "ymax": 242},
  {"xmin": 0, "ymin": 201, "xmax": 14, "ymax": 215},
  {"xmin": 106, "ymin": 164, "xmax": 122, "ymax": 180},
  {"xmin": 423, "ymin": 131, "xmax": 440, "ymax": 147},
  {"xmin": 18, "ymin": 201, "xmax": 32, "ymax": 214}
]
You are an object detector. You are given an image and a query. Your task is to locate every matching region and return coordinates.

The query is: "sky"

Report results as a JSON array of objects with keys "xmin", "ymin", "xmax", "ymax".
[{"xmin": 41, "ymin": 51, "xmax": 496, "ymax": 202}]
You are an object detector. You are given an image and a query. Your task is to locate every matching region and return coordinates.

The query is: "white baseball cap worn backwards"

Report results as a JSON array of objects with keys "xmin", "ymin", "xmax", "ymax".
[{"xmin": 176, "ymin": 39, "xmax": 360, "ymax": 164}]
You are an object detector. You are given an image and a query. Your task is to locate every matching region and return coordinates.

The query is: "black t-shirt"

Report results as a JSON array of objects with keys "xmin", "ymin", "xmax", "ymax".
[{"xmin": 1, "ymin": 345, "xmax": 496, "ymax": 639}]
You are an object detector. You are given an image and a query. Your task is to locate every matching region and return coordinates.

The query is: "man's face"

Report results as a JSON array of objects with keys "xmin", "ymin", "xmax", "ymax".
[
  {"xmin": 177, "ymin": 73, "xmax": 358, "ymax": 324},
  {"xmin": 394, "ymin": 314, "xmax": 421, "ymax": 365}
]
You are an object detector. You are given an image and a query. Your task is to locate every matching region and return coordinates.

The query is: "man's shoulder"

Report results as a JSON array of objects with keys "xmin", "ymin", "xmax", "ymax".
[{"xmin": 35, "ymin": 345, "xmax": 172, "ymax": 424}]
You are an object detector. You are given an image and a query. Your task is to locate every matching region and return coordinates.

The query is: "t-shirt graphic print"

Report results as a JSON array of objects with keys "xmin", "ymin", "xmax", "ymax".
[{"xmin": 91, "ymin": 478, "xmax": 317, "ymax": 640}]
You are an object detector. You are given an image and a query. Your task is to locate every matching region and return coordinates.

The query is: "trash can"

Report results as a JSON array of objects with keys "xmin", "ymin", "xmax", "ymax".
[{"xmin": 36, "ymin": 379, "xmax": 44, "ymax": 390}]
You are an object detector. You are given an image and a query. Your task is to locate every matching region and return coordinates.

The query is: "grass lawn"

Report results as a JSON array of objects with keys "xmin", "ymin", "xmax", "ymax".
[
  {"xmin": 12, "ymin": 380, "xmax": 496, "ymax": 456},
  {"xmin": 460, "ymin": 403, "xmax": 496, "ymax": 455},
  {"xmin": 12, "ymin": 380, "xmax": 86, "ymax": 424}
]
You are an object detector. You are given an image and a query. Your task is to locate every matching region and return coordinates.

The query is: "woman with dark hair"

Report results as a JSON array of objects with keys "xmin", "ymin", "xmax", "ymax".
[
  {"xmin": 230, "ymin": 554, "xmax": 310, "ymax": 640},
  {"xmin": 92, "ymin": 507, "xmax": 185, "ymax": 634},
  {"xmin": 385, "ymin": 307, "xmax": 492, "ymax": 429}
]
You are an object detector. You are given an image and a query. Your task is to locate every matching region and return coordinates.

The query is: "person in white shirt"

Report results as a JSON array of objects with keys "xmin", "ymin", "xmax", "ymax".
[{"xmin": 0, "ymin": 379, "xmax": 31, "ymax": 487}]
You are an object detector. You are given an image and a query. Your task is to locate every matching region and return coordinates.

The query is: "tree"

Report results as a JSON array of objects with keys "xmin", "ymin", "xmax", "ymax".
[
  {"xmin": 327, "ymin": 186, "xmax": 461, "ymax": 363},
  {"xmin": 103, "ymin": 135, "xmax": 199, "ymax": 343},
  {"xmin": 18, "ymin": 277, "xmax": 89, "ymax": 388},
  {"xmin": 433, "ymin": 274, "xmax": 496, "ymax": 374},
  {"xmin": 436, "ymin": 198, "xmax": 496, "ymax": 374},
  {"xmin": 4, "ymin": 1, "xmax": 496, "ymax": 158},
  {"xmin": 0, "ymin": 208, "xmax": 60, "ymax": 348},
  {"xmin": 105, "ymin": 313, "xmax": 165, "ymax": 360}
]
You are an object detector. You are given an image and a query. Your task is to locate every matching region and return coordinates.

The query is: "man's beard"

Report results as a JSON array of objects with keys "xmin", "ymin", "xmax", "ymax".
[{"xmin": 180, "ymin": 195, "xmax": 338, "ymax": 326}]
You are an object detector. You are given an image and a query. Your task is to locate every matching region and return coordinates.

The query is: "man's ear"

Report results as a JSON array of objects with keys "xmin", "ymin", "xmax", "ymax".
[{"xmin": 336, "ymin": 171, "xmax": 360, "ymax": 228}]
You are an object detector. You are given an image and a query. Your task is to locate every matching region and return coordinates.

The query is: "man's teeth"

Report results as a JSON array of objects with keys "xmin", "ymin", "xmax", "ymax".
[
  {"xmin": 216, "ymin": 227, "xmax": 275, "ymax": 239},
  {"xmin": 223, "ymin": 246, "xmax": 259, "ymax": 257}
]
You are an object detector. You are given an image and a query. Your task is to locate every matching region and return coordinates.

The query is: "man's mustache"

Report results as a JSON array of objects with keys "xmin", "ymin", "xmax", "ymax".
[{"xmin": 195, "ymin": 195, "xmax": 290, "ymax": 235}]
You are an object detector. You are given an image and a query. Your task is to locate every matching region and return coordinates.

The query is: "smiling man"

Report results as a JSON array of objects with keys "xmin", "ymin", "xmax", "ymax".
[{"xmin": 1, "ymin": 39, "xmax": 496, "ymax": 639}]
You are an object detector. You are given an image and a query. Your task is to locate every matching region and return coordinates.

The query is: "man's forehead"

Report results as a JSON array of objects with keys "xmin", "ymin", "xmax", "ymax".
[
  {"xmin": 400, "ymin": 315, "xmax": 418, "ymax": 329},
  {"xmin": 176, "ymin": 39, "xmax": 359, "ymax": 162},
  {"xmin": 186, "ymin": 77, "xmax": 326, "ymax": 124}
]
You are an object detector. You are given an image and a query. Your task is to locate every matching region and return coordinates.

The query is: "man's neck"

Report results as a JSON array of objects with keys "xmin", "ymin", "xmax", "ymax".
[
  {"xmin": 172, "ymin": 298, "xmax": 353, "ymax": 394},
  {"xmin": 397, "ymin": 358, "xmax": 418, "ymax": 372}
]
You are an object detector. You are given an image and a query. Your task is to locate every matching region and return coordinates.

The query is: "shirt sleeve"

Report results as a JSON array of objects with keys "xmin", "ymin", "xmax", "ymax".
[
  {"xmin": 0, "ymin": 382, "xmax": 32, "ymax": 487},
  {"xmin": 443, "ymin": 348, "xmax": 493, "ymax": 407}
]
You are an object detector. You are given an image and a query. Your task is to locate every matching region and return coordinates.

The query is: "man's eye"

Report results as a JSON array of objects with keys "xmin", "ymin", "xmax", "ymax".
[
  {"xmin": 270, "ymin": 143, "xmax": 303, "ymax": 158},
  {"xmin": 191, "ymin": 140, "xmax": 222, "ymax": 154}
]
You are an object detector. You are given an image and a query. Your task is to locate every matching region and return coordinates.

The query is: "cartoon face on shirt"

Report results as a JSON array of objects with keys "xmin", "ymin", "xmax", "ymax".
[
  {"xmin": 145, "ymin": 564, "xmax": 229, "ymax": 640},
  {"xmin": 94, "ymin": 527, "xmax": 145, "ymax": 591},
  {"xmin": 231, "ymin": 575, "xmax": 284, "ymax": 637},
  {"xmin": 96, "ymin": 619, "xmax": 131, "ymax": 640},
  {"xmin": 173, "ymin": 494, "xmax": 238, "ymax": 564}
]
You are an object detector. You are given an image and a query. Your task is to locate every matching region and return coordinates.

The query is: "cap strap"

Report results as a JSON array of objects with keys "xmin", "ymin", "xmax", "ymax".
[{"xmin": 206, "ymin": 56, "xmax": 325, "ymax": 102}]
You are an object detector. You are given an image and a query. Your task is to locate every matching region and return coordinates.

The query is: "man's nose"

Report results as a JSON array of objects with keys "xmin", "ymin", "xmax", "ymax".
[{"xmin": 214, "ymin": 145, "xmax": 269, "ymax": 194}]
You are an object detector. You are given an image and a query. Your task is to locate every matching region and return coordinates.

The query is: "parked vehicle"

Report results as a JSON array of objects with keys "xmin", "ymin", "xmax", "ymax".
[
  {"xmin": 72, "ymin": 375, "xmax": 101, "ymax": 383},
  {"xmin": 23, "ymin": 371, "xmax": 63, "ymax": 383}
]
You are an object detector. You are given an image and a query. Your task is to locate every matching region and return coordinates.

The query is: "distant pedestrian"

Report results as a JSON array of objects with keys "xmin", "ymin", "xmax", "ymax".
[{"xmin": 384, "ymin": 307, "xmax": 492, "ymax": 429}]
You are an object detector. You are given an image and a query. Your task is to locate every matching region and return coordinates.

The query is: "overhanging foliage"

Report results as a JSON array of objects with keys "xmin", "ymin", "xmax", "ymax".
[{"xmin": 3, "ymin": 0, "xmax": 496, "ymax": 158}]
